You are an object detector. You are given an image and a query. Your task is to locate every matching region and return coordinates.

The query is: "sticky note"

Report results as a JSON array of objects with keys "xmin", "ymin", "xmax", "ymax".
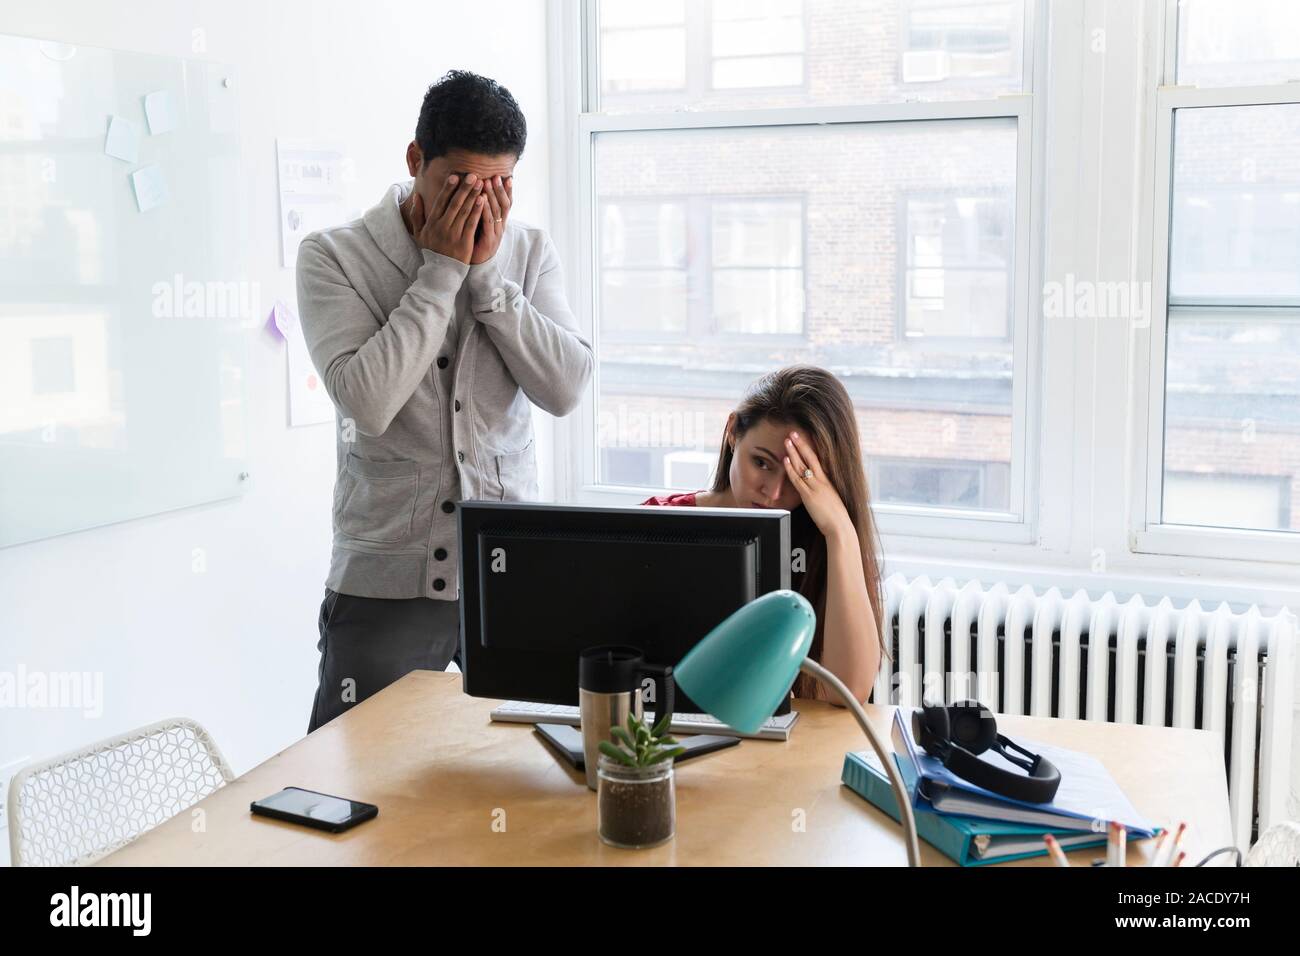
[
  {"xmin": 267, "ymin": 300, "xmax": 297, "ymax": 339},
  {"xmin": 143, "ymin": 90, "xmax": 177, "ymax": 135},
  {"xmin": 104, "ymin": 115, "xmax": 140, "ymax": 162},
  {"xmin": 130, "ymin": 164, "xmax": 168, "ymax": 212}
]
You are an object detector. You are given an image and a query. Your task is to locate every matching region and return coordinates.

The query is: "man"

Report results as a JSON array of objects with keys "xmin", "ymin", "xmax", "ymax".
[{"xmin": 297, "ymin": 71, "xmax": 592, "ymax": 732}]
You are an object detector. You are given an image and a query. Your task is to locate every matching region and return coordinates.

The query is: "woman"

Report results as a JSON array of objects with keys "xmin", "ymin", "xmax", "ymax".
[{"xmin": 643, "ymin": 365, "xmax": 886, "ymax": 704}]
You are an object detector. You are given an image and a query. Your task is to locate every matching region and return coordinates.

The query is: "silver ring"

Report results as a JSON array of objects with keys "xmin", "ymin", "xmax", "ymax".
[
  {"xmin": 802, "ymin": 468, "xmax": 814, "ymax": 480},
  {"xmin": 495, "ymin": 218, "xmax": 503, "ymax": 223}
]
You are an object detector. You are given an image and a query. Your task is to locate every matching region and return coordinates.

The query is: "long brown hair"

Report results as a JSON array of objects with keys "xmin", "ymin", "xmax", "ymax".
[{"xmin": 710, "ymin": 365, "xmax": 887, "ymax": 699}]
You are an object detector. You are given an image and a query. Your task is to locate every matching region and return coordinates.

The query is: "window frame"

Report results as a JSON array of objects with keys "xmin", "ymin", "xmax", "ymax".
[
  {"xmin": 555, "ymin": 0, "xmax": 1043, "ymax": 544},
  {"xmin": 547, "ymin": 0, "xmax": 1300, "ymax": 606},
  {"xmin": 1132, "ymin": 4, "xmax": 1300, "ymax": 564}
]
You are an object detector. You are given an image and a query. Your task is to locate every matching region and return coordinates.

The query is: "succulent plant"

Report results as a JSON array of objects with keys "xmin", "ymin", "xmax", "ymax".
[{"xmin": 598, "ymin": 711, "xmax": 686, "ymax": 768}]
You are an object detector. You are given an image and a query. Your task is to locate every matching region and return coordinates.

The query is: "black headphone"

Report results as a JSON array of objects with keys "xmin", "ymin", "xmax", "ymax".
[{"xmin": 912, "ymin": 699, "xmax": 1061, "ymax": 804}]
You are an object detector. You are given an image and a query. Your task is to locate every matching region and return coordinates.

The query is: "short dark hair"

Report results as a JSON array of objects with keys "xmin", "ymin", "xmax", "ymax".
[{"xmin": 414, "ymin": 70, "xmax": 527, "ymax": 162}]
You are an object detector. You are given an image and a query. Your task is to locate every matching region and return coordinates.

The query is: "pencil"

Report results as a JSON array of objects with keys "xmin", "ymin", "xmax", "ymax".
[
  {"xmin": 1165, "ymin": 822, "xmax": 1187, "ymax": 867},
  {"xmin": 1107, "ymin": 821, "xmax": 1121, "ymax": 867},
  {"xmin": 1115, "ymin": 823, "xmax": 1127, "ymax": 867},
  {"xmin": 1044, "ymin": 833, "xmax": 1071, "ymax": 867},
  {"xmin": 1147, "ymin": 829, "xmax": 1167, "ymax": 866},
  {"xmin": 1172, "ymin": 850, "xmax": 1186, "ymax": 868}
]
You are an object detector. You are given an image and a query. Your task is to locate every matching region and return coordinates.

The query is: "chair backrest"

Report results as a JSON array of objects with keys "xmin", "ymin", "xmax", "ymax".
[
  {"xmin": 7, "ymin": 717, "xmax": 234, "ymax": 867},
  {"xmin": 1245, "ymin": 821, "xmax": 1300, "ymax": 867}
]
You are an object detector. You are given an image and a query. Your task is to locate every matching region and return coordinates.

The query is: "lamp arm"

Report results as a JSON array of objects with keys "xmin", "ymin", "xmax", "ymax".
[{"xmin": 799, "ymin": 658, "xmax": 921, "ymax": 867}]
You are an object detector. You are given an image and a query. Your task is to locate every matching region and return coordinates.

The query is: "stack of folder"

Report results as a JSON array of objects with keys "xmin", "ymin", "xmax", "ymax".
[{"xmin": 840, "ymin": 710, "xmax": 1161, "ymax": 866}]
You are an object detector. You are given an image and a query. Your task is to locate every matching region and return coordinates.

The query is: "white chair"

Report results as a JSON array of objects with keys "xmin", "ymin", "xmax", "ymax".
[
  {"xmin": 1245, "ymin": 821, "xmax": 1300, "ymax": 866},
  {"xmin": 7, "ymin": 717, "xmax": 234, "ymax": 867}
]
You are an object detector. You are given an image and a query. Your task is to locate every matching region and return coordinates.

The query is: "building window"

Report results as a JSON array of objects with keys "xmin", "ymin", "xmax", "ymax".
[
  {"xmin": 598, "ymin": 194, "xmax": 806, "ymax": 340},
  {"xmin": 901, "ymin": 0, "xmax": 1021, "ymax": 87},
  {"xmin": 711, "ymin": 198, "xmax": 804, "ymax": 334},
  {"xmin": 870, "ymin": 456, "xmax": 1010, "ymax": 510},
  {"xmin": 599, "ymin": 200, "xmax": 689, "ymax": 334},
  {"xmin": 598, "ymin": 0, "xmax": 687, "ymax": 96},
  {"xmin": 596, "ymin": 0, "xmax": 1023, "ymax": 113},
  {"xmin": 900, "ymin": 190, "xmax": 1012, "ymax": 340},
  {"xmin": 1176, "ymin": 0, "xmax": 1300, "ymax": 89},
  {"xmin": 711, "ymin": 0, "xmax": 806, "ymax": 90}
]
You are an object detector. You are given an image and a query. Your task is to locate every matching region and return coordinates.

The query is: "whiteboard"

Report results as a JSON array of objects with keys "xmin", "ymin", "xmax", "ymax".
[{"xmin": 0, "ymin": 34, "xmax": 249, "ymax": 547}]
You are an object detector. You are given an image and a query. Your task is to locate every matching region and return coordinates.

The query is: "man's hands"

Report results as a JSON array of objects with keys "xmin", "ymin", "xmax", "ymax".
[
  {"xmin": 410, "ymin": 173, "xmax": 487, "ymax": 264},
  {"xmin": 470, "ymin": 175, "xmax": 512, "ymax": 265}
]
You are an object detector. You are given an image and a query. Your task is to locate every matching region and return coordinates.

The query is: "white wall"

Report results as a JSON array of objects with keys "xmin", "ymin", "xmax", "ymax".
[{"xmin": 0, "ymin": 0, "xmax": 552, "ymax": 865}]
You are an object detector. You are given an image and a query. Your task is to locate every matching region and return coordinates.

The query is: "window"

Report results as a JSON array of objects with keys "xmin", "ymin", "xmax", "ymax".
[
  {"xmin": 597, "ymin": 0, "xmax": 807, "ymax": 108},
  {"xmin": 712, "ymin": 198, "xmax": 804, "ymax": 334},
  {"xmin": 712, "ymin": 0, "xmax": 805, "ymax": 90},
  {"xmin": 595, "ymin": 0, "xmax": 1023, "ymax": 113},
  {"xmin": 583, "ymin": 1, "xmax": 1031, "ymax": 521},
  {"xmin": 1164, "ymin": 471, "xmax": 1291, "ymax": 532},
  {"xmin": 599, "ymin": 200, "xmax": 689, "ymax": 334},
  {"xmin": 1143, "ymin": 1, "xmax": 1300, "ymax": 552},
  {"xmin": 598, "ymin": 0, "xmax": 687, "ymax": 95},
  {"xmin": 901, "ymin": 190, "xmax": 1012, "ymax": 339},
  {"xmin": 903, "ymin": 0, "xmax": 1021, "ymax": 87},
  {"xmin": 871, "ymin": 456, "xmax": 1010, "ymax": 510},
  {"xmin": 1175, "ymin": 0, "xmax": 1300, "ymax": 89},
  {"xmin": 598, "ymin": 193, "xmax": 805, "ymax": 341}
]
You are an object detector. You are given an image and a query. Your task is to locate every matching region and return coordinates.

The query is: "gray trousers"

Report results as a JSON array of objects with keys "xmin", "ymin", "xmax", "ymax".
[{"xmin": 307, "ymin": 589, "xmax": 461, "ymax": 734}]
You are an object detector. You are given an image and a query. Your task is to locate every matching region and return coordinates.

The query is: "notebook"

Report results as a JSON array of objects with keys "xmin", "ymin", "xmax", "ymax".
[
  {"xmin": 842, "ymin": 749, "xmax": 1110, "ymax": 865},
  {"xmin": 890, "ymin": 710, "xmax": 1161, "ymax": 838}
]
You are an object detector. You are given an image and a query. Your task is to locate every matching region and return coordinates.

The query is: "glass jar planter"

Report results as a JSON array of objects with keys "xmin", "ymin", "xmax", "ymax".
[{"xmin": 596, "ymin": 754, "xmax": 676, "ymax": 849}]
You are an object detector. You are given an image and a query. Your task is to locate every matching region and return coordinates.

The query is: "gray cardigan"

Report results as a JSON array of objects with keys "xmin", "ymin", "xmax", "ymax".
[{"xmin": 296, "ymin": 180, "xmax": 593, "ymax": 601}]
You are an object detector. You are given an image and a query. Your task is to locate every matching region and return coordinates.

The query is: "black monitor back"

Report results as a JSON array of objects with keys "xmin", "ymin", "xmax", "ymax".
[{"xmin": 457, "ymin": 501, "xmax": 792, "ymax": 715}]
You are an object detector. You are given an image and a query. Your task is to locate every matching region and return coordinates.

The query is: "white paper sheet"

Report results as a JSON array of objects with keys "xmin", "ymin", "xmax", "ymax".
[
  {"xmin": 274, "ymin": 300, "xmax": 334, "ymax": 426},
  {"xmin": 276, "ymin": 140, "xmax": 351, "ymax": 269}
]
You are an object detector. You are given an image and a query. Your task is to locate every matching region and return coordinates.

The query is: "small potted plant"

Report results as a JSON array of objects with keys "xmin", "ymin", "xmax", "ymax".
[{"xmin": 596, "ymin": 712, "xmax": 685, "ymax": 849}]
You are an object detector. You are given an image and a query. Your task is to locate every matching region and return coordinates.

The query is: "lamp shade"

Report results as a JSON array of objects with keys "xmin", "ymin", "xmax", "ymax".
[{"xmin": 673, "ymin": 589, "xmax": 816, "ymax": 733}]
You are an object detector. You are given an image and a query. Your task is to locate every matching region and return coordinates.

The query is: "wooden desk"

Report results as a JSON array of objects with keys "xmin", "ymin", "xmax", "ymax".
[{"xmin": 100, "ymin": 671, "xmax": 1234, "ymax": 866}]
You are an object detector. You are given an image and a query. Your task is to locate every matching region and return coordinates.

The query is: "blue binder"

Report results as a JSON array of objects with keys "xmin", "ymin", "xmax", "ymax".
[
  {"xmin": 841, "ymin": 750, "xmax": 1110, "ymax": 866},
  {"xmin": 888, "ymin": 710, "xmax": 1161, "ymax": 838}
]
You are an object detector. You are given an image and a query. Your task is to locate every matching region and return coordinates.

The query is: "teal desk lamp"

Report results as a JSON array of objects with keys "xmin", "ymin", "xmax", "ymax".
[{"xmin": 673, "ymin": 589, "xmax": 922, "ymax": 866}]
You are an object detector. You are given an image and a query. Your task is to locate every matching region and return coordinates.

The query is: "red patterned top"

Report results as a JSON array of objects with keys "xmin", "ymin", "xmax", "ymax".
[{"xmin": 641, "ymin": 491, "xmax": 699, "ymax": 506}]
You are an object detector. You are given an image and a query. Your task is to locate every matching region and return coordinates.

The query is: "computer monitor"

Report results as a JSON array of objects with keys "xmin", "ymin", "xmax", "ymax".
[{"xmin": 457, "ymin": 500, "xmax": 792, "ymax": 716}]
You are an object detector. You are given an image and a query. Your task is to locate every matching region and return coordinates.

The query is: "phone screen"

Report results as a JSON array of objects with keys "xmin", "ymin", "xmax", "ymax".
[{"xmin": 254, "ymin": 787, "xmax": 372, "ymax": 825}]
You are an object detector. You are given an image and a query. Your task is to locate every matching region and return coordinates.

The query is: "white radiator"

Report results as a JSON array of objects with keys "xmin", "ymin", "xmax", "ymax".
[{"xmin": 876, "ymin": 574, "xmax": 1298, "ymax": 851}]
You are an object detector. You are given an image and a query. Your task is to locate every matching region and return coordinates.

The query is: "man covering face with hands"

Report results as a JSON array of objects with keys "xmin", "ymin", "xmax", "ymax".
[{"xmin": 297, "ymin": 70, "xmax": 592, "ymax": 733}]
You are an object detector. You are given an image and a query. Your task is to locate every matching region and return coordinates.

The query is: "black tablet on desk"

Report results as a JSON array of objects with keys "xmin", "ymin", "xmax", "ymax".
[{"xmin": 535, "ymin": 722, "xmax": 739, "ymax": 770}]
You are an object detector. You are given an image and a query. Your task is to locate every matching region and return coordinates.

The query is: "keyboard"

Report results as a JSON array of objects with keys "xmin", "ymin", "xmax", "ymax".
[{"xmin": 489, "ymin": 700, "xmax": 798, "ymax": 741}]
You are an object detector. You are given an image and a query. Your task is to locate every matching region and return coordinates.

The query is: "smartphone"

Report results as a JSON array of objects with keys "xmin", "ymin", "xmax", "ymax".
[{"xmin": 250, "ymin": 787, "xmax": 378, "ymax": 833}]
